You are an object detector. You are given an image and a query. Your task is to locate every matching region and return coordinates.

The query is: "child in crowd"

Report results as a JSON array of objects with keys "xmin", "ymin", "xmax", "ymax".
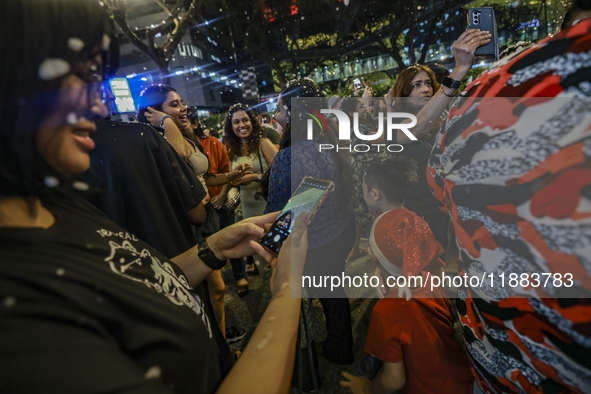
[{"xmin": 340, "ymin": 157, "xmax": 474, "ymax": 394}]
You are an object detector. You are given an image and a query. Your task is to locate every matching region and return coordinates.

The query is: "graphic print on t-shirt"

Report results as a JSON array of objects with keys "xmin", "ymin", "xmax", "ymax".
[{"xmin": 98, "ymin": 229, "xmax": 213, "ymax": 338}]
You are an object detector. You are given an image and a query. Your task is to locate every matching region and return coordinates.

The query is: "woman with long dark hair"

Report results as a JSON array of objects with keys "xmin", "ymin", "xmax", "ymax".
[
  {"xmin": 223, "ymin": 104, "xmax": 277, "ymax": 274},
  {"xmin": 223, "ymin": 104, "xmax": 277, "ymax": 217}
]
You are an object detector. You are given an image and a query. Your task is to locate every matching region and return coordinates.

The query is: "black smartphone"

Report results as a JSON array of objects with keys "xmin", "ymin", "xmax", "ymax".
[
  {"xmin": 258, "ymin": 177, "xmax": 335, "ymax": 256},
  {"xmin": 353, "ymin": 77, "xmax": 365, "ymax": 90},
  {"xmin": 468, "ymin": 7, "xmax": 499, "ymax": 60}
]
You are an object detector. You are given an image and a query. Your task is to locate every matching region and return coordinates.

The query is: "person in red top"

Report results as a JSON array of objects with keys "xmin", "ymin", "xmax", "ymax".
[{"xmin": 341, "ymin": 157, "xmax": 474, "ymax": 394}]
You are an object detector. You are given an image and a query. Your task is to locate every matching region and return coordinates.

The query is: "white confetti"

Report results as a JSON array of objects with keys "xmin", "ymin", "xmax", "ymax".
[
  {"xmin": 44, "ymin": 176, "xmax": 59, "ymax": 188},
  {"xmin": 67, "ymin": 37, "xmax": 85, "ymax": 52},
  {"xmin": 38, "ymin": 58, "xmax": 70, "ymax": 81},
  {"xmin": 102, "ymin": 34, "xmax": 111, "ymax": 51},
  {"xmin": 73, "ymin": 181, "xmax": 90, "ymax": 191},
  {"xmin": 66, "ymin": 112, "xmax": 78, "ymax": 125},
  {"xmin": 56, "ymin": 268, "xmax": 66, "ymax": 276},
  {"xmin": 145, "ymin": 366, "xmax": 162, "ymax": 379},
  {"xmin": 3, "ymin": 296, "xmax": 16, "ymax": 308}
]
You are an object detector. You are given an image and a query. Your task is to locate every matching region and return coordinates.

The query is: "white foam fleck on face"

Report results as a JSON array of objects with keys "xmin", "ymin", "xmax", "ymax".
[
  {"xmin": 267, "ymin": 316, "xmax": 276, "ymax": 322},
  {"xmin": 67, "ymin": 37, "xmax": 85, "ymax": 52},
  {"xmin": 73, "ymin": 181, "xmax": 90, "ymax": 191},
  {"xmin": 44, "ymin": 176, "xmax": 60, "ymax": 188},
  {"xmin": 3, "ymin": 296, "xmax": 17, "ymax": 308},
  {"xmin": 66, "ymin": 112, "xmax": 78, "ymax": 125},
  {"xmin": 102, "ymin": 34, "xmax": 111, "ymax": 51},
  {"xmin": 280, "ymin": 282, "xmax": 289, "ymax": 291},
  {"xmin": 38, "ymin": 58, "xmax": 70, "ymax": 80},
  {"xmin": 145, "ymin": 366, "xmax": 162, "ymax": 379},
  {"xmin": 256, "ymin": 332, "xmax": 273, "ymax": 350},
  {"xmin": 56, "ymin": 268, "xmax": 66, "ymax": 276}
]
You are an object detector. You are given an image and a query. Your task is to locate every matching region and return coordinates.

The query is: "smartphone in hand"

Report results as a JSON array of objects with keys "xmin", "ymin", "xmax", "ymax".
[
  {"xmin": 353, "ymin": 77, "xmax": 365, "ymax": 90},
  {"xmin": 468, "ymin": 7, "xmax": 499, "ymax": 60},
  {"xmin": 258, "ymin": 177, "xmax": 334, "ymax": 256}
]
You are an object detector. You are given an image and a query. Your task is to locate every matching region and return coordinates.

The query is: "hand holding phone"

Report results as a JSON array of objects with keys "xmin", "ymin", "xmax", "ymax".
[
  {"xmin": 251, "ymin": 212, "xmax": 309, "ymax": 296},
  {"xmin": 353, "ymin": 77, "xmax": 365, "ymax": 91},
  {"xmin": 258, "ymin": 177, "xmax": 334, "ymax": 256},
  {"xmin": 451, "ymin": 28, "xmax": 493, "ymax": 76},
  {"xmin": 467, "ymin": 7, "xmax": 499, "ymax": 59}
]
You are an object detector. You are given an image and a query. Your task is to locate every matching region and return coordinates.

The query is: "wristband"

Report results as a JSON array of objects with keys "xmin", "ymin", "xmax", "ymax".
[
  {"xmin": 197, "ymin": 239, "xmax": 226, "ymax": 270},
  {"xmin": 441, "ymin": 76, "xmax": 461, "ymax": 89},
  {"xmin": 160, "ymin": 115, "xmax": 173, "ymax": 129}
]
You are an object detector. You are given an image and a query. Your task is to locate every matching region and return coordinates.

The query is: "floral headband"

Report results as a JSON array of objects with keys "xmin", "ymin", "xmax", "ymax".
[{"xmin": 227, "ymin": 103, "xmax": 251, "ymax": 120}]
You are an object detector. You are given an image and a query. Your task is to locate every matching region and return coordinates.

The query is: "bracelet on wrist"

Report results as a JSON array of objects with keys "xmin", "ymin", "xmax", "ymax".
[
  {"xmin": 160, "ymin": 115, "xmax": 173, "ymax": 129},
  {"xmin": 440, "ymin": 89, "xmax": 456, "ymax": 98}
]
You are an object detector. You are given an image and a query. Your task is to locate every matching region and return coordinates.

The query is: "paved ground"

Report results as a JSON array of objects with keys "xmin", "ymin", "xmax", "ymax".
[{"xmin": 221, "ymin": 239, "xmax": 377, "ymax": 393}]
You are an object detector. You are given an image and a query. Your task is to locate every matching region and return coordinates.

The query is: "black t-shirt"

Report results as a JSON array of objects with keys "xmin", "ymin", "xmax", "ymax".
[
  {"xmin": 84, "ymin": 120, "xmax": 206, "ymax": 258},
  {"xmin": 0, "ymin": 197, "xmax": 223, "ymax": 393},
  {"xmin": 81, "ymin": 120, "xmax": 234, "ymax": 382}
]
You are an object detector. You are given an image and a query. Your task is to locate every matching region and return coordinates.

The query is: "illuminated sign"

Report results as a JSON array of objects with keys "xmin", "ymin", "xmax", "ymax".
[{"xmin": 109, "ymin": 78, "xmax": 136, "ymax": 113}]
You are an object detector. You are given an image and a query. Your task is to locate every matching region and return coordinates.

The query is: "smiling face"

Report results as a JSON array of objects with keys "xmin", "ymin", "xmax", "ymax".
[
  {"xmin": 161, "ymin": 91, "xmax": 188, "ymax": 129},
  {"xmin": 231, "ymin": 110, "xmax": 253, "ymax": 141},
  {"xmin": 407, "ymin": 71, "xmax": 433, "ymax": 111},
  {"xmin": 35, "ymin": 55, "xmax": 108, "ymax": 175}
]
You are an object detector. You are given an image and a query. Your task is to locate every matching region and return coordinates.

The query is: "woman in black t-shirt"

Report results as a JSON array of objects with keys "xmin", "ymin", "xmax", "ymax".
[{"xmin": 0, "ymin": 1, "xmax": 307, "ymax": 393}]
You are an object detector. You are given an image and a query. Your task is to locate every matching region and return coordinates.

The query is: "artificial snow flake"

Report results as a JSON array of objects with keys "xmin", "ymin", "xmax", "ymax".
[
  {"xmin": 44, "ymin": 176, "xmax": 59, "ymax": 188},
  {"xmin": 38, "ymin": 58, "xmax": 70, "ymax": 80},
  {"xmin": 67, "ymin": 37, "xmax": 85, "ymax": 52},
  {"xmin": 66, "ymin": 112, "xmax": 78, "ymax": 125},
  {"xmin": 73, "ymin": 181, "xmax": 90, "ymax": 191}
]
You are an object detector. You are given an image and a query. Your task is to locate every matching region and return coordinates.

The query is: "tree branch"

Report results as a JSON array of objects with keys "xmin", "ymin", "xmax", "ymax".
[
  {"xmin": 162, "ymin": 0, "xmax": 201, "ymax": 58},
  {"xmin": 109, "ymin": 6, "xmax": 154, "ymax": 59},
  {"xmin": 152, "ymin": 0, "xmax": 184, "ymax": 34}
]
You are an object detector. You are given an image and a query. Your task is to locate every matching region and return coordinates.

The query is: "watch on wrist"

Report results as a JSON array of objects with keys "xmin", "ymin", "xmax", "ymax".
[
  {"xmin": 160, "ymin": 115, "xmax": 173, "ymax": 129},
  {"xmin": 257, "ymin": 174, "xmax": 262, "ymax": 181},
  {"xmin": 197, "ymin": 239, "xmax": 226, "ymax": 270},
  {"xmin": 441, "ymin": 76, "xmax": 461, "ymax": 89}
]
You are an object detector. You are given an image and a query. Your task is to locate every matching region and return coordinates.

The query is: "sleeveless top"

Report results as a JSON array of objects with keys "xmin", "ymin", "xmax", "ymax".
[{"xmin": 185, "ymin": 138, "xmax": 209, "ymax": 194}]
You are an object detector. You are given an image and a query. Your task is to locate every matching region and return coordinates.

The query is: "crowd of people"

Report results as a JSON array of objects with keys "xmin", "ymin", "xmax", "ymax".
[{"xmin": 1, "ymin": 0, "xmax": 591, "ymax": 393}]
